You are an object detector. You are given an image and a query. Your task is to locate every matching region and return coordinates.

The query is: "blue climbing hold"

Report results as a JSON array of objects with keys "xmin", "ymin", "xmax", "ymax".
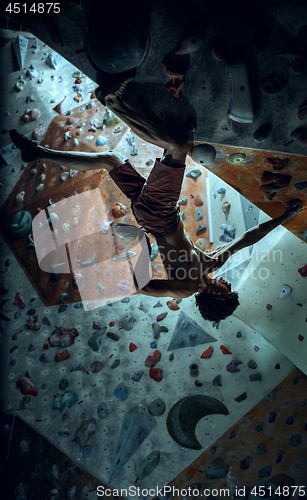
[
  {"xmin": 186, "ymin": 168, "xmax": 202, "ymax": 180},
  {"xmin": 113, "ymin": 383, "xmax": 129, "ymax": 401}
]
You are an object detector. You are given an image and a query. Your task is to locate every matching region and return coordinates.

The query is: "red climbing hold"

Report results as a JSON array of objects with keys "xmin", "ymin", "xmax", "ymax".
[
  {"xmin": 16, "ymin": 375, "xmax": 38, "ymax": 396},
  {"xmin": 145, "ymin": 350, "xmax": 161, "ymax": 367},
  {"xmin": 109, "ymin": 321, "xmax": 115, "ymax": 327},
  {"xmin": 13, "ymin": 292, "xmax": 25, "ymax": 308},
  {"xmin": 220, "ymin": 345, "xmax": 232, "ymax": 355},
  {"xmin": 166, "ymin": 300, "xmax": 180, "ymax": 311},
  {"xmin": 200, "ymin": 346, "xmax": 214, "ymax": 358},
  {"xmin": 55, "ymin": 349, "xmax": 71, "ymax": 362},
  {"xmin": 145, "ymin": 355, "xmax": 156, "ymax": 368},
  {"xmin": 149, "ymin": 367, "xmax": 163, "ymax": 382},
  {"xmin": 129, "ymin": 343, "xmax": 138, "ymax": 352},
  {"xmin": 298, "ymin": 264, "xmax": 307, "ymax": 278},
  {"xmin": 156, "ymin": 312, "xmax": 168, "ymax": 322}
]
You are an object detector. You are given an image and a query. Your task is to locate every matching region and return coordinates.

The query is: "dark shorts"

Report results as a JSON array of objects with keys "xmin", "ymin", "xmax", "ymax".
[{"xmin": 109, "ymin": 159, "xmax": 185, "ymax": 236}]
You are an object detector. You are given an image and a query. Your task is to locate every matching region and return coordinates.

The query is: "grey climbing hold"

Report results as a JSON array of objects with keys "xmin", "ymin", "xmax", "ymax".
[
  {"xmin": 97, "ymin": 403, "xmax": 109, "ymax": 419},
  {"xmin": 253, "ymin": 123, "xmax": 272, "ymax": 143},
  {"xmin": 191, "ymin": 144, "xmax": 216, "ymax": 166},
  {"xmin": 177, "ymin": 195, "xmax": 188, "ymax": 206},
  {"xmin": 148, "ymin": 398, "xmax": 166, "ymax": 416},
  {"xmin": 196, "ymin": 225, "xmax": 206, "ymax": 236},
  {"xmin": 189, "ymin": 363, "xmax": 199, "ymax": 377},
  {"xmin": 279, "ymin": 284, "xmax": 292, "ymax": 299},
  {"xmin": 195, "ymin": 208, "xmax": 203, "ymax": 221},
  {"xmin": 168, "ymin": 311, "xmax": 216, "ymax": 350},
  {"xmin": 247, "ymin": 360, "xmax": 257, "ymax": 370},
  {"xmin": 249, "ymin": 373, "xmax": 262, "ymax": 382},
  {"xmin": 120, "ymin": 313, "xmax": 136, "ymax": 331},
  {"xmin": 186, "ymin": 168, "xmax": 202, "ymax": 180},
  {"xmin": 212, "ymin": 374, "xmax": 222, "ymax": 387}
]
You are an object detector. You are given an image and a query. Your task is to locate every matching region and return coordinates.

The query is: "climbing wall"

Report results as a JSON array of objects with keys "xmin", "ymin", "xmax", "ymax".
[{"xmin": 1, "ymin": 25, "xmax": 307, "ymax": 498}]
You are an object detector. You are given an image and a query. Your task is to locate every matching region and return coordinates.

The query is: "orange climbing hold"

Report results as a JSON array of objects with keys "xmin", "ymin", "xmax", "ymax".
[
  {"xmin": 220, "ymin": 345, "xmax": 232, "ymax": 355},
  {"xmin": 200, "ymin": 346, "xmax": 214, "ymax": 358}
]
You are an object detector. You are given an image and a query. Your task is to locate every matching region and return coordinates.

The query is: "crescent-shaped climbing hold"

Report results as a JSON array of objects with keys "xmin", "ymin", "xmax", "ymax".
[{"xmin": 166, "ymin": 395, "xmax": 229, "ymax": 449}]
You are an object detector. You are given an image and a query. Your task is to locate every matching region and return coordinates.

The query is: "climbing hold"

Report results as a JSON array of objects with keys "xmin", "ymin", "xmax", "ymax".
[
  {"xmin": 298, "ymin": 264, "xmax": 307, "ymax": 278},
  {"xmin": 247, "ymin": 359, "xmax": 257, "ymax": 369},
  {"xmin": 15, "ymin": 191, "xmax": 25, "ymax": 204},
  {"xmin": 53, "ymin": 391, "xmax": 78, "ymax": 412},
  {"xmin": 88, "ymin": 330, "xmax": 105, "ymax": 351},
  {"xmin": 258, "ymin": 465, "xmax": 272, "ymax": 478},
  {"xmin": 288, "ymin": 434, "xmax": 302, "ymax": 446},
  {"xmin": 15, "ymin": 77, "xmax": 27, "ymax": 92},
  {"xmin": 108, "ymin": 406, "xmax": 156, "ymax": 483},
  {"xmin": 113, "ymin": 383, "xmax": 129, "ymax": 401},
  {"xmin": 135, "ymin": 451, "xmax": 161, "ymax": 482},
  {"xmin": 13, "ymin": 34, "xmax": 28, "ymax": 69},
  {"xmin": 96, "ymin": 136, "xmax": 107, "ymax": 146},
  {"xmin": 268, "ymin": 411, "xmax": 277, "ymax": 423},
  {"xmin": 226, "ymin": 360, "xmax": 242, "ymax": 373},
  {"xmin": 145, "ymin": 350, "xmax": 161, "ymax": 367},
  {"xmin": 45, "ymin": 52, "xmax": 59, "ymax": 69},
  {"xmin": 193, "ymin": 194, "xmax": 203, "ymax": 206},
  {"xmin": 70, "ymin": 364, "xmax": 89, "ymax": 375},
  {"xmin": 149, "ymin": 367, "xmax": 163, "ymax": 382},
  {"xmin": 168, "ymin": 311, "xmax": 216, "ymax": 350},
  {"xmin": 166, "ymin": 300, "xmax": 180, "ymax": 311},
  {"xmin": 150, "ymin": 341, "xmax": 157, "ymax": 349},
  {"xmin": 148, "ymin": 398, "xmax": 166, "ymax": 416},
  {"xmin": 120, "ymin": 313, "xmax": 136, "ymax": 330},
  {"xmin": 195, "ymin": 208, "xmax": 203, "ymax": 221},
  {"xmin": 59, "ymin": 378, "xmax": 68, "ymax": 390},
  {"xmin": 191, "ymin": 144, "xmax": 216, "ymax": 166},
  {"xmin": 55, "ymin": 349, "xmax": 71, "ymax": 362},
  {"xmin": 196, "ymin": 224, "xmax": 206, "ymax": 236},
  {"xmin": 253, "ymin": 123, "xmax": 272, "ymax": 143},
  {"xmin": 286, "ymin": 416, "xmax": 295, "ymax": 425},
  {"xmin": 195, "ymin": 380, "xmax": 203, "ymax": 387},
  {"xmin": 267, "ymin": 157, "xmax": 289, "ymax": 170},
  {"xmin": 169, "ymin": 353, "xmax": 174, "ymax": 361},
  {"xmin": 279, "ymin": 284, "xmax": 292, "ymax": 299},
  {"xmin": 16, "ymin": 374, "xmax": 38, "ymax": 396},
  {"xmin": 189, "ymin": 363, "xmax": 199, "ymax": 377},
  {"xmin": 129, "ymin": 343, "xmax": 138, "ymax": 352},
  {"xmin": 131, "ymin": 370, "xmax": 144, "ymax": 382},
  {"xmin": 228, "ymin": 153, "xmax": 247, "ymax": 164},
  {"xmin": 220, "ymin": 345, "xmax": 232, "ymax": 355},
  {"xmin": 261, "ymin": 73, "xmax": 287, "ymax": 94},
  {"xmin": 291, "ymin": 126, "xmax": 307, "ymax": 145},
  {"xmin": 90, "ymin": 361, "xmax": 104, "ymax": 373},
  {"xmin": 156, "ymin": 312, "xmax": 168, "ymax": 322},
  {"xmin": 48, "ymin": 327, "xmax": 79, "ymax": 347},
  {"xmin": 235, "ymin": 392, "xmax": 247, "ymax": 402},
  {"xmin": 13, "ymin": 292, "xmax": 26, "ymax": 308},
  {"xmin": 195, "ymin": 238, "xmax": 206, "ymax": 250},
  {"xmin": 111, "ymin": 202, "xmax": 128, "ymax": 218},
  {"xmin": 166, "ymin": 395, "xmax": 229, "ymax": 449},
  {"xmin": 212, "ymin": 375, "xmax": 222, "ymax": 387},
  {"xmin": 200, "ymin": 346, "xmax": 213, "ymax": 358},
  {"xmin": 10, "ymin": 211, "xmax": 32, "ymax": 239},
  {"xmin": 240, "ymin": 456, "xmax": 253, "ymax": 470},
  {"xmin": 204, "ymin": 457, "xmax": 229, "ymax": 479},
  {"xmin": 222, "ymin": 201, "xmax": 231, "ymax": 214},
  {"xmin": 249, "ymin": 373, "xmax": 262, "ymax": 381},
  {"xmin": 97, "ymin": 403, "xmax": 109, "ymax": 419},
  {"xmin": 217, "ymin": 187, "xmax": 226, "ymax": 196},
  {"xmin": 111, "ymin": 358, "xmax": 120, "ymax": 369},
  {"xmin": 266, "ymin": 304, "xmax": 272, "ymax": 311},
  {"xmin": 20, "ymin": 108, "xmax": 41, "ymax": 122},
  {"xmin": 186, "ymin": 168, "xmax": 202, "ymax": 180},
  {"xmin": 107, "ymin": 332, "xmax": 120, "ymax": 341},
  {"xmin": 294, "ymin": 181, "xmax": 307, "ymax": 191}
]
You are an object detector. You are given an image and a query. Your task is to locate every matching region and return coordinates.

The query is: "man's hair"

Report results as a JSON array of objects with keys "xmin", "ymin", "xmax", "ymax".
[{"xmin": 195, "ymin": 289, "xmax": 240, "ymax": 322}]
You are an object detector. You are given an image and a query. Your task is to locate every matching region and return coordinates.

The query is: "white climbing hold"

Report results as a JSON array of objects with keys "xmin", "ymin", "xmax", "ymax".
[{"xmin": 279, "ymin": 284, "xmax": 292, "ymax": 299}]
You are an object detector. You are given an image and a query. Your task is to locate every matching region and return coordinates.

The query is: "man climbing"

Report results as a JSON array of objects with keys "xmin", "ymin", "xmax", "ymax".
[{"xmin": 9, "ymin": 98, "xmax": 303, "ymax": 322}]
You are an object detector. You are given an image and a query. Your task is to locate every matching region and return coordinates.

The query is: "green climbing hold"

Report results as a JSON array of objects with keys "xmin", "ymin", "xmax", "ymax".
[
  {"xmin": 228, "ymin": 153, "xmax": 247, "ymax": 164},
  {"xmin": 10, "ymin": 210, "xmax": 32, "ymax": 239}
]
